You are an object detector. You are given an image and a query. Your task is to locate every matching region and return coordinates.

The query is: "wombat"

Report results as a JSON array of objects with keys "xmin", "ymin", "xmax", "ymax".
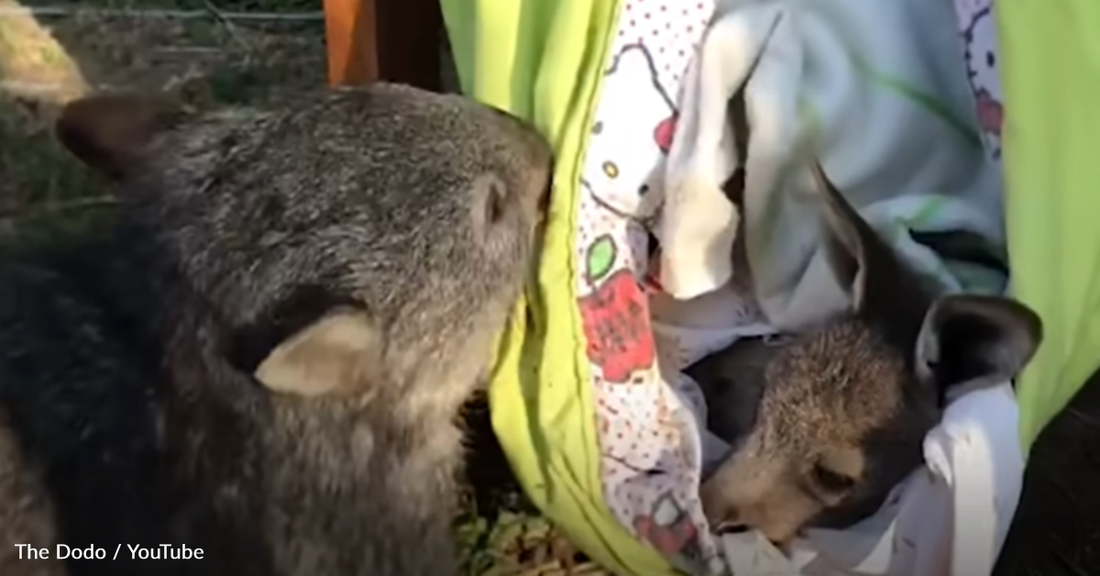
[
  {"xmin": 687, "ymin": 161, "xmax": 1042, "ymax": 546},
  {"xmin": 0, "ymin": 83, "xmax": 552, "ymax": 576}
]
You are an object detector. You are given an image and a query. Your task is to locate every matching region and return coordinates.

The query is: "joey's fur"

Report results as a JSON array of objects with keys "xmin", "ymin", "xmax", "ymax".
[
  {"xmin": 688, "ymin": 162, "xmax": 1042, "ymax": 545},
  {"xmin": 0, "ymin": 84, "xmax": 551, "ymax": 576}
]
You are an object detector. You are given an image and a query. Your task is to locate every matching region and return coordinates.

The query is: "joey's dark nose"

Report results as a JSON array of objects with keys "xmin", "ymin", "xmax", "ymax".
[{"xmin": 701, "ymin": 492, "xmax": 746, "ymax": 534}]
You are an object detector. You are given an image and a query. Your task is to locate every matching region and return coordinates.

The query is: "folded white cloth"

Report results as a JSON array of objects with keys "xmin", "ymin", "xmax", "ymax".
[{"xmin": 657, "ymin": 0, "xmax": 1003, "ymax": 333}]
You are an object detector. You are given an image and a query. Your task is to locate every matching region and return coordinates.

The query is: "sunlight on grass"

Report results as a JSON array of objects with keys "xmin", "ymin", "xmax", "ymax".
[
  {"xmin": 0, "ymin": 0, "xmax": 89, "ymax": 103},
  {"xmin": 54, "ymin": 0, "xmax": 322, "ymax": 11}
]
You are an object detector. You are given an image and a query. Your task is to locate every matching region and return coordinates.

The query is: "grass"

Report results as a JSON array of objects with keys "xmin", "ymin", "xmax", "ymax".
[
  {"xmin": 0, "ymin": 103, "xmax": 116, "ymax": 251},
  {"xmin": 0, "ymin": 0, "xmax": 326, "ymax": 246},
  {"xmin": 0, "ymin": 1, "xmax": 603, "ymax": 574}
]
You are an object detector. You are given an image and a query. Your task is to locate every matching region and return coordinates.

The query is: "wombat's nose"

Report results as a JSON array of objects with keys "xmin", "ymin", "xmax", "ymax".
[{"xmin": 536, "ymin": 173, "xmax": 552, "ymax": 218}]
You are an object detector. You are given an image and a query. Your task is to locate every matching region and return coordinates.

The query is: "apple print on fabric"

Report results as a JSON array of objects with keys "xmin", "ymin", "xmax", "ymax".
[
  {"xmin": 578, "ymin": 235, "xmax": 656, "ymax": 383},
  {"xmin": 632, "ymin": 492, "xmax": 706, "ymax": 563}
]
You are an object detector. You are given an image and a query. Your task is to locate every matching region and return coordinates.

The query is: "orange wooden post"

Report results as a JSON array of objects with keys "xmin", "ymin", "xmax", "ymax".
[
  {"xmin": 323, "ymin": 0, "xmax": 378, "ymax": 86},
  {"xmin": 323, "ymin": 0, "xmax": 443, "ymax": 91}
]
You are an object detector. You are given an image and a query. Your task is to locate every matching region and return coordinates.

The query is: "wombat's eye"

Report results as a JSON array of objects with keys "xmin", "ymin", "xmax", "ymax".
[{"xmin": 811, "ymin": 463, "xmax": 855, "ymax": 493}]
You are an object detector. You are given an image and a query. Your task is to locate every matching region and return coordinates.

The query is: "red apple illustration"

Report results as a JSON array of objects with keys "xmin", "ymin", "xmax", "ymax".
[
  {"xmin": 632, "ymin": 493, "xmax": 700, "ymax": 557},
  {"xmin": 577, "ymin": 234, "xmax": 656, "ymax": 383}
]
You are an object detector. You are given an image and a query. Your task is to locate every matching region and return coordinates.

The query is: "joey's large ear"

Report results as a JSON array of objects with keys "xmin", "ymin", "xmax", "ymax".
[
  {"xmin": 55, "ymin": 92, "xmax": 192, "ymax": 180},
  {"xmin": 254, "ymin": 309, "xmax": 381, "ymax": 397},
  {"xmin": 915, "ymin": 294, "xmax": 1043, "ymax": 398},
  {"xmin": 809, "ymin": 161, "xmax": 923, "ymax": 321}
]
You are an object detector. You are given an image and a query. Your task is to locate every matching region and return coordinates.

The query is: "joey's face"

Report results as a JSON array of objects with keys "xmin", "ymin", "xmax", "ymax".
[
  {"xmin": 699, "ymin": 319, "xmax": 937, "ymax": 544},
  {"xmin": 695, "ymin": 160, "xmax": 1043, "ymax": 547}
]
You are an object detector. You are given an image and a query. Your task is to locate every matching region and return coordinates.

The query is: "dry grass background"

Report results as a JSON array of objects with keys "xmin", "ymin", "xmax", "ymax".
[
  {"xmin": 0, "ymin": 2, "xmax": 606, "ymax": 574},
  {"xmin": 0, "ymin": 0, "xmax": 326, "ymax": 248}
]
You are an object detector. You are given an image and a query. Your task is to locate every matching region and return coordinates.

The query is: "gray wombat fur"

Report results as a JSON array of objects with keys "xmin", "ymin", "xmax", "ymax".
[{"xmin": 0, "ymin": 83, "xmax": 552, "ymax": 576}]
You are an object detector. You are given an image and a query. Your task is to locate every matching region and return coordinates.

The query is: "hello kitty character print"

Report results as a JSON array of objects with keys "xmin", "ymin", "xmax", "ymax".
[
  {"xmin": 582, "ymin": 44, "xmax": 678, "ymax": 219},
  {"xmin": 955, "ymin": 0, "xmax": 1003, "ymax": 161},
  {"xmin": 573, "ymin": 1, "xmax": 735, "ymax": 574}
]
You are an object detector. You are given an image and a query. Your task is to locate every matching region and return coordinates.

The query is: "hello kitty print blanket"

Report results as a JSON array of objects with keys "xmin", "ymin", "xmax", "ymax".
[{"xmin": 575, "ymin": 0, "xmax": 1010, "ymax": 574}]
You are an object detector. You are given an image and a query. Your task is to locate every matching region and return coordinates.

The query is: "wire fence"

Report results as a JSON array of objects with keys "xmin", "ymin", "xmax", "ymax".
[
  {"xmin": 0, "ymin": 5, "xmax": 324, "ymax": 22},
  {"xmin": 0, "ymin": 1, "xmax": 327, "ymax": 98},
  {"xmin": 0, "ymin": 2, "xmax": 330, "ymax": 219}
]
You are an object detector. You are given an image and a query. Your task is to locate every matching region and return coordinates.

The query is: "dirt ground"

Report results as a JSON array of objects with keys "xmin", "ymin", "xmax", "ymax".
[{"xmin": 0, "ymin": 2, "xmax": 603, "ymax": 574}]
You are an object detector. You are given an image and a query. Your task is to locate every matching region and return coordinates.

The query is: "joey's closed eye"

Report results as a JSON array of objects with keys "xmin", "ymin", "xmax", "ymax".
[
  {"xmin": 811, "ymin": 462, "xmax": 856, "ymax": 493},
  {"xmin": 810, "ymin": 448, "xmax": 863, "ymax": 494}
]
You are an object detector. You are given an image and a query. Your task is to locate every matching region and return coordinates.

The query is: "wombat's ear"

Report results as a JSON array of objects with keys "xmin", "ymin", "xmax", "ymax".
[
  {"xmin": 55, "ymin": 92, "xmax": 192, "ymax": 180},
  {"xmin": 914, "ymin": 294, "xmax": 1043, "ymax": 399},
  {"xmin": 810, "ymin": 161, "xmax": 926, "ymax": 324},
  {"xmin": 253, "ymin": 310, "xmax": 381, "ymax": 397}
]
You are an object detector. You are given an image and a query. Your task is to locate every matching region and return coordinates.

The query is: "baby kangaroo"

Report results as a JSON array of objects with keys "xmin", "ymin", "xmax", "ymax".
[{"xmin": 688, "ymin": 161, "xmax": 1043, "ymax": 545}]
